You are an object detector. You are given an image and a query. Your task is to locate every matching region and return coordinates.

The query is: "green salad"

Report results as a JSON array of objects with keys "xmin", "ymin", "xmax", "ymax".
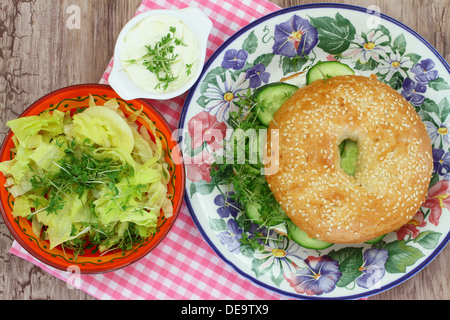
[{"xmin": 0, "ymin": 97, "xmax": 173, "ymax": 256}]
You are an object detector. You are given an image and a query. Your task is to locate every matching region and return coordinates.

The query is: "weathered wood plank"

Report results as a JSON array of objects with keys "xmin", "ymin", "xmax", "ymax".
[{"xmin": 0, "ymin": 0, "xmax": 142, "ymax": 300}]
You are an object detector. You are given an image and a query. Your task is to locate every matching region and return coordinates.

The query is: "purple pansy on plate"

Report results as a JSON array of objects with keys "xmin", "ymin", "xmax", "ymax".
[
  {"xmin": 402, "ymin": 78, "xmax": 427, "ymax": 106},
  {"xmin": 285, "ymin": 255, "xmax": 342, "ymax": 296},
  {"xmin": 179, "ymin": 4, "xmax": 450, "ymax": 299},
  {"xmin": 214, "ymin": 192, "xmax": 240, "ymax": 218},
  {"xmin": 272, "ymin": 14, "xmax": 318, "ymax": 57},
  {"xmin": 222, "ymin": 49, "xmax": 249, "ymax": 70},
  {"xmin": 356, "ymin": 249, "xmax": 389, "ymax": 289},
  {"xmin": 245, "ymin": 63, "xmax": 271, "ymax": 88}
]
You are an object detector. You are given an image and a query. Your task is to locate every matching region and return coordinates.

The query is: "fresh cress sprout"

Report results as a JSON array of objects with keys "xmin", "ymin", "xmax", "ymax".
[
  {"xmin": 128, "ymin": 26, "xmax": 192, "ymax": 91},
  {"xmin": 209, "ymin": 90, "xmax": 288, "ymax": 251}
]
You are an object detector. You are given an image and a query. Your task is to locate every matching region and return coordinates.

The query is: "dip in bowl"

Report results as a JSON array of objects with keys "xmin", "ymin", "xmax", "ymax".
[{"xmin": 109, "ymin": 7, "xmax": 212, "ymax": 100}]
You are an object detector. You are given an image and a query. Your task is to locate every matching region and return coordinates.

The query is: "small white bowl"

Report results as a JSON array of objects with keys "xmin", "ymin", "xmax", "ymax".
[{"xmin": 108, "ymin": 7, "xmax": 212, "ymax": 101}]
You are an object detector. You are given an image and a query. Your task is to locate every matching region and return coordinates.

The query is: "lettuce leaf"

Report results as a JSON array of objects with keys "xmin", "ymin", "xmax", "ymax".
[
  {"xmin": 68, "ymin": 105, "xmax": 135, "ymax": 155},
  {"xmin": 29, "ymin": 141, "xmax": 66, "ymax": 173},
  {"xmin": 6, "ymin": 110, "xmax": 65, "ymax": 149},
  {"xmin": 94, "ymin": 163, "xmax": 164, "ymax": 228}
]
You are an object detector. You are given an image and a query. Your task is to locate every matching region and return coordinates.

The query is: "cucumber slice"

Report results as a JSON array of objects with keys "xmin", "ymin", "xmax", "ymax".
[
  {"xmin": 287, "ymin": 220, "xmax": 334, "ymax": 250},
  {"xmin": 306, "ymin": 61, "xmax": 355, "ymax": 85},
  {"xmin": 244, "ymin": 201, "xmax": 264, "ymax": 225},
  {"xmin": 253, "ymin": 82, "xmax": 298, "ymax": 126},
  {"xmin": 243, "ymin": 181, "xmax": 288, "ymax": 227},
  {"xmin": 340, "ymin": 139, "xmax": 359, "ymax": 176},
  {"xmin": 242, "ymin": 164, "xmax": 261, "ymax": 176},
  {"xmin": 365, "ymin": 234, "xmax": 386, "ymax": 244},
  {"xmin": 244, "ymin": 200, "xmax": 287, "ymax": 227}
]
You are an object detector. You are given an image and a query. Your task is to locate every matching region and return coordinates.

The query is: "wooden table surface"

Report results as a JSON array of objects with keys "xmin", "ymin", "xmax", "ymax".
[{"xmin": 0, "ymin": 0, "xmax": 449, "ymax": 300}]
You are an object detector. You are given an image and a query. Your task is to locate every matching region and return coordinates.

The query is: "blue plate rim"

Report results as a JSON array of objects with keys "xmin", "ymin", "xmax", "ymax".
[{"xmin": 178, "ymin": 2, "xmax": 450, "ymax": 300}]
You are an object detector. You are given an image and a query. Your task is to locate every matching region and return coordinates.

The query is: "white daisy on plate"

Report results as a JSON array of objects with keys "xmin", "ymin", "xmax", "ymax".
[
  {"xmin": 343, "ymin": 29, "xmax": 389, "ymax": 63},
  {"xmin": 201, "ymin": 72, "xmax": 249, "ymax": 121},
  {"xmin": 378, "ymin": 52, "xmax": 413, "ymax": 81}
]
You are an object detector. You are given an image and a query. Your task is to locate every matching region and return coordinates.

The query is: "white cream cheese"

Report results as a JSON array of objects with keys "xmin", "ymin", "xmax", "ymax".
[{"xmin": 120, "ymin": 15, "xmax": 200, "ymax": 94}]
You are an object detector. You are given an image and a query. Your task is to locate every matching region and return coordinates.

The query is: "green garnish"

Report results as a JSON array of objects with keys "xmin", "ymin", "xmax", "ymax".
[
  {"xmin": 29, "ymin": 139, "xmax": 134, "ymax": 216},
  {"xmin": 186, "ymin": 63, "xmax": 194, "ymax": 77},
  {"xmin": 210, "ymin": 90, "xmax": 288, "ymax": 251},
  {"xmin": 130, "ymin": 26, "xmax": 191, "ymax": 91}
]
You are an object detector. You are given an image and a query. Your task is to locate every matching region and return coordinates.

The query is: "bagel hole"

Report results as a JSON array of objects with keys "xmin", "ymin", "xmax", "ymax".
[{"xmin": 339, "ymin": 139, "xmax": 359, "ymax": 176}]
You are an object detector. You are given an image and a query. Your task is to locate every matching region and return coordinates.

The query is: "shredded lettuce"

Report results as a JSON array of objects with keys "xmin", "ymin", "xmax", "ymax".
[
  {"xmin": 68, "ymin": 105, "xmax": 135, "ymax": 155},
  {"xmin": 7, "ymin": 110, "xmax": 65, "ymax": 149},
  {"xmin": 0, "ymin": 97, "xmax": 173, "ymax": 253}
]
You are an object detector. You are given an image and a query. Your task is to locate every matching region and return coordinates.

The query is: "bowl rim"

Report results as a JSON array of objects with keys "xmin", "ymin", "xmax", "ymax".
[
  {"xmin": 0, "ymin": 83, "xmax": 186, "ymax": 273},
  {"xmin": 108, "ymin": 7, "xmax": 213, "ymax": 101}
]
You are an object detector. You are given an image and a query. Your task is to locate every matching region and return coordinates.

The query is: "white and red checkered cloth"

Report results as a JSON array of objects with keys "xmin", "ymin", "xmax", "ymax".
[{"xmin": 9, "ymin": 0, "xmax": 289, "ymax": 300}]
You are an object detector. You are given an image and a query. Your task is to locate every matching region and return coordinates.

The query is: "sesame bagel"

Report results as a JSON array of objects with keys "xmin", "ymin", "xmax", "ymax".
[{"xmin": 265, "ymin": 75, "xmax": 433, "ymax": 244}]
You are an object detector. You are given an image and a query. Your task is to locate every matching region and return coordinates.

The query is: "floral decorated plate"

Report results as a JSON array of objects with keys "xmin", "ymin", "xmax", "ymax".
[{"xmin": 179, "ymin": 4, "xmax": 450, "ymax": 299}]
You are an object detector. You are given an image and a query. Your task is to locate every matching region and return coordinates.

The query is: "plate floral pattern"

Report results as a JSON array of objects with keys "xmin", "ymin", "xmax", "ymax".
[{"xmin": 180, "ymin": 4, "xmax": 450, "ymax": 299}]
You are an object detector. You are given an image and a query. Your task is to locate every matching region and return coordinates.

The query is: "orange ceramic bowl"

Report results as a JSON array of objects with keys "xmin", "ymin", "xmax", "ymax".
[{"xmin": 0, "ymin": 84, "xmax": 185, "ymax": 273}]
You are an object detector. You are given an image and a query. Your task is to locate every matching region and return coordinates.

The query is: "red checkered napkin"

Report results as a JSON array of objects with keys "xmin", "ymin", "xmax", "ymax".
[{"xmin": 9, "ymin": 0, "xmax": 289, "ymax": 300}]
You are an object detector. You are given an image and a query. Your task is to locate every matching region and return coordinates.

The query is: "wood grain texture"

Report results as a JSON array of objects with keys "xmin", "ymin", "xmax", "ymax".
[{"xmin": 0, "ymin": 0, "xmax": 449, "ymax": 300}]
